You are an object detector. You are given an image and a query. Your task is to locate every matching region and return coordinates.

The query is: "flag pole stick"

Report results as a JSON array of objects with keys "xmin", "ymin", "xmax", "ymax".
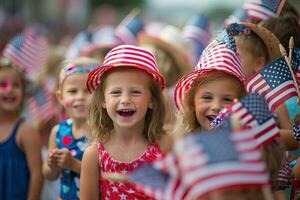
[
  {"xmin": 289, "ymin": 37, "xmax": 294, "ymax": 64},
  {"xmin": 279, "ymin": 44, "xmax": 300, "ymax": 100},
  {"xmin": 276, "ymin": 0, "xmax": 286, "ymax": 16}
]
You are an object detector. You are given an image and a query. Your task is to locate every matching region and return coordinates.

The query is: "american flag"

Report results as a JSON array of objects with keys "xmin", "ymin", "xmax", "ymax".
[
  {"xmin": 229, "ymin": 94, "xmax": 280, "ymax": 146},
  {"xmin": 182, "ymin": 13, "xmax": 212, "ymax": 48},
  {"xmin": 243, "ymin": 0, "xmax": 284, "ymax": 22},
  {"xmin": 196, "ymin": 29, "xmax": 244, "ymax": 82},
  {"xmin": 126, "ymin": 128, "xmax": 269, "ymax": 200},
  {"xmin": 116, "ymin": 14, "xmax": 144, "ymax": 45},
  {"xmin": 291, "ymin": 48, "xmax": 300, "ymax": 86},
  {"xmin": 3, "ymin": 31, "xmax": 48, "ymax": 80},
  {"xmin": 246, "ymin": 57, "xmax": 298, "ymax": 112},
  {"xmin": 174, "ymin": 30, "xmax": 245, "ymax": 109},
  {"xmin": 28, "ymin": 85, "xmax": 57, "ymax": 126}
]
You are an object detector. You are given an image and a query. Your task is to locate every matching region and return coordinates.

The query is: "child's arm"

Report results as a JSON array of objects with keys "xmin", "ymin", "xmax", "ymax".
[
  {"xmin": 19, "ymin": 123, "xmax": 43, "ymax": 200},
  {"xmin": 80, "ymin": 143, "xmax": 100, "ymax": 200},
  {"xmin": 42, "ymin": 125, "xmax": 61, "ymax": 180},
  {"xmin": 55, "ymin": 148, "xmax": 82, "ymax": 174},
  {"xmin": 276, "ymin": 104, "xmax": 293, "ymax": 129},
  {"xmin": 278, "ymin": 129, "xmax": 299, "ymax": 150}
]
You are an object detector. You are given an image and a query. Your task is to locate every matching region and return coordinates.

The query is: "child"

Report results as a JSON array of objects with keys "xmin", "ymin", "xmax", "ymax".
[
  {"xmin": 227, "ymin": 23, "xmax": 298, "ymax": 148},
  {"xmin": 173, "ymin": 29, "xmax": 246, "ymax": 136},
  {"xmin": 80, "ymin": 45, "xmax": 167, "ymax": 199},
  {"xmin": 0, "ymin": 57, "xmax": 43, "ymax": 200},
  {"xmin": 260, "ymin": 15, "xmax": 300, "ymax": 121},
  {"xmin": 42, "ymin": 57, "xmax": 99, "ymax": 200}
]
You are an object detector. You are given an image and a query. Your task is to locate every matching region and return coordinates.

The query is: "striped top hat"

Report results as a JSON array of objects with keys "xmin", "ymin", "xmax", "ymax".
[
  {"xmin": 243, "ymin": 0, "xmax": 286, "ymax": 23},
  {"xmin": 174, "ymin": 30, "xmax": 245, "ymax": 109},
  {"xmin": 86, "ymin": 45, "xmax": 165, "ymax": 92},
  {"xmin": 182, "ymin": 13, "xmax": 212, "ymax": 66},
  {"xmin": 115, "ymin": 8, "xmax": 144, "ymax": 45}
]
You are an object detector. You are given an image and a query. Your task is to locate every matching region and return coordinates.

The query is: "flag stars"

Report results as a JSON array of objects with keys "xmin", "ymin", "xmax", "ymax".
[
  {"xmin": 120, "ymin": 193, "xmax": 127, "ymax": 200},
  {"xmin": 112, "ymin": 186, "xmax": 118, "ymax": 193}
]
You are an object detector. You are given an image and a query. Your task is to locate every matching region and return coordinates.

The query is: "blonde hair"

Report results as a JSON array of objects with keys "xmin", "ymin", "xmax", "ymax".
[
  {"xmin": 174, "ymin": 70, "xmax": 245, "ymax": 138},
  {"xmin": 88, "ymin": 69, "xmax": 166, "ymax": 144}
]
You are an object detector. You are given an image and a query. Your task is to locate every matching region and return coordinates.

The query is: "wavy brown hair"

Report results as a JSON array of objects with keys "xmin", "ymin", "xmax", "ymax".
[
  {"xmin": 174, "ymin": 71, "xmax": 245, "ymax": 138},
  {"xmin": 88, "ymin": 68, "xmax": 166, "ymax": 144}
]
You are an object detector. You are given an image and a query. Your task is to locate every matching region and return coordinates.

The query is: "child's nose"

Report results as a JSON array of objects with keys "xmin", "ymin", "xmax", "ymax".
[
  {"xmin": 120, "ymin": 93, "xmax": 131, "ymax": 104},
  {"xmin": 211, "ymin": 100, "xmax": 222, "ymax": 112}
]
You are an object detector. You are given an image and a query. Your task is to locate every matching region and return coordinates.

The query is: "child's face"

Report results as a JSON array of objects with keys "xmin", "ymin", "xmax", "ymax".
[
  {"xmin": 193, "ymin": 78, "xmax": 240, "ymax": 131},
  {"xmin": 58, "ymin": 73, "xmax": 90, "ymax": 120},
  {"xmin": 0, "ymin": 68, "xmax": 23, "ymax": 113},
  {"xmin": 103, "ymin": 69, "xmax": 153, "ymax": 130}
]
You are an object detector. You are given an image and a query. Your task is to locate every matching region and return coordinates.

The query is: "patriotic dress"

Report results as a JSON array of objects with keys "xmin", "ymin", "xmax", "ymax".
[
  {"xmin": 56, "ymin": 119, "xmax": 88, "ymax": 200},
  {"xmin": 0, "ymin": 119, "xmax": 29, "ymax": 200},
  {"xmin": 98, "ymin": 143, "xmax": 162, "ymax": 200}
]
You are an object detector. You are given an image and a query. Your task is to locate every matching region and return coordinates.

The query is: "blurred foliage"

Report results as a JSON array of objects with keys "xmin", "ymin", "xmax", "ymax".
[{"xmin": 91, "ymin": 0, "xmax": 146, "ymax": 10}]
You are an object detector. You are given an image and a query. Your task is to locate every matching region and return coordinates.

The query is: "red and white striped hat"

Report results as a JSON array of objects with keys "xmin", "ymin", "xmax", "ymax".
[
  {"xmin": 86, "ymin": 45, "xmax": 165, "ymax": 92},
  {"xmin": 174, "ymin": 31, "xmax": 245, "ymax": 110}
]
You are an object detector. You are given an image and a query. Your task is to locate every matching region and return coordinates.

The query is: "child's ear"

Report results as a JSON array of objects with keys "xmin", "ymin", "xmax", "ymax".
[{"xmin": 56, "ymin": 90, "xmax": 63, "ymax": 104}]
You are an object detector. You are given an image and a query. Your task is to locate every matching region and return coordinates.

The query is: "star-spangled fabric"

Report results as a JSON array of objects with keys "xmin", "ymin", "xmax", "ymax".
[
  {"xmin": 211, "ymin": 94, "xmax": 280, "ymax": 147},
  {"xmin": 293, "ymin": 122, "xmax": 300, "ymax": 141},
  {"xmin": 174, "ymin": 29, "xmax": 245, "ymax": 109},
  {"xmin": 291, "ymin": 48, "xmax": 300, "ymax": 86},
  {"xmin": 125, "ymin": 127, "xmax": 269, "ymax": 200},
  {"xmin": 246, "ymin": 57, "xmax": 298, "ymax": 112}
]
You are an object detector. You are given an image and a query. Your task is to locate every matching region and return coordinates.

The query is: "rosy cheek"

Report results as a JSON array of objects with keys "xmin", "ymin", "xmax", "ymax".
[{"xmin": 63, "ymin": 99, "xmax": 74, "ymax": 109}]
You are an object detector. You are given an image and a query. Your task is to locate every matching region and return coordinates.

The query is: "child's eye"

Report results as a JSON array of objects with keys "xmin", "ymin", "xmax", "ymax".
[
  {"xmin": 67, "ymin": 89, "xmax": 77, "ymax": 93},
  {"xmin": 132, "ymin": 90, "xmax": 141, "ymax": 95},
  {"xmin": 223, "ymin": 97, "xmax": 234, "ymax": 103},
  {"xmin": 12, "ymin": 83, "xmax": 20, "ymax": 89},
  {"xmin": 110, "ymin": 90, "xmax": 120, "ymax": 95},
  {"xmin": 201, "ymin": 95, "xmax": 212, "ymax": 100}
]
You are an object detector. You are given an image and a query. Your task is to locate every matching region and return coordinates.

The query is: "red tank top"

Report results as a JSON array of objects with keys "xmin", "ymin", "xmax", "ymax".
[{"xmin": 98, "ymin": 143, "xmax": 162, "ymax": 200}]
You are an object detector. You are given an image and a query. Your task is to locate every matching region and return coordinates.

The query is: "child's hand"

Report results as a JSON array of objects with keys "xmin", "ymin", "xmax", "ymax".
[
  {"xmin": 55, "ymin": 148, "xmax": 75, "ymax": 170},
  {"xmin": 47, "ymin": 149, "xmax": 61, "ymax": 171}
]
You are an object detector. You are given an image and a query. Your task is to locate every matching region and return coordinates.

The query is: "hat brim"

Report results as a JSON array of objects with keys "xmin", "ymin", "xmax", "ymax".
[
  {"xmin": 138, "ymin": 32, "xmax": 191, "ymax": 75},
  {"xmin": 174, "ymin": 69, "xmax": 207, "ymax": 110},
  {"xmin": 242, "ymin": 22, "xmax": 281, "ymax": 61},
  {"xmin": 87, "ymin": 64, "xmax": 166, "ymax": 93}
]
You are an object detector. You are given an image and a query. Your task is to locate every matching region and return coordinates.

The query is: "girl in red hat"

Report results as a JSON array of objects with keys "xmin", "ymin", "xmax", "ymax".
[{"xmin": 80, "ymin": 45, "xmax": 169, "ymax": 200}]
